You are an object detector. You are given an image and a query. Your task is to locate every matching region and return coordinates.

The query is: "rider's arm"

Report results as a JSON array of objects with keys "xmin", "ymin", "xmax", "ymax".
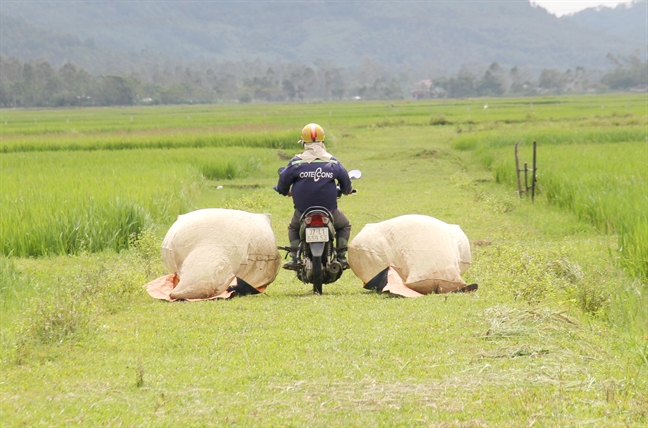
[
  {"xmin": 337, "ymin": 164, "xmax": 353, "ymax": 195},
  {"xmin": 275, "ymin": 163, "xmax": 295, "ymax": 196}
]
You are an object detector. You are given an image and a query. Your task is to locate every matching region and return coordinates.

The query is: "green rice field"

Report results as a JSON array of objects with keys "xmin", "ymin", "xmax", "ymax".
[{"xmin": 1, "ymin": 94, "xmax": 646, "ymax": 426}]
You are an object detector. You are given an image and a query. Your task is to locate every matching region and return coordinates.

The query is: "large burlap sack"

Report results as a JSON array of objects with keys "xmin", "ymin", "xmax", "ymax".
[
  {"xmin": 349, "ymin": 214, "xmax": 471, "ymax": 296},
  {"xmin": 146, "ymin": 208, "xmax": 281, "ymax": 300}
]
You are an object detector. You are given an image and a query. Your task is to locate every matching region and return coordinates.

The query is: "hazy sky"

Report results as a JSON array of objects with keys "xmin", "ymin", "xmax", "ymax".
[{"xmin": 531, "ymin": 0, "xmax": 635, "ymax": 16}]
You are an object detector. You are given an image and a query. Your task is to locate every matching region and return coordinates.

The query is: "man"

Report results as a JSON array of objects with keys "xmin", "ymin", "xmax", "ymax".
[{"xmin": 274, "ymin": 123, "xmax": 353, "ymax": 270}]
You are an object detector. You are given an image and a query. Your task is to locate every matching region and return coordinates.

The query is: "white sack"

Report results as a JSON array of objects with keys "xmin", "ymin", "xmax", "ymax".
[
  {"xmin": 448, "ymin": 224, "xmax": 471, "ymax": 275},
  {"xmin": 161, "ymin": 208, "xmax": 281, "ymax": 300},
  {"xmin": 349, "ymin": 214, "xmax": 471, "ymax": 294}
]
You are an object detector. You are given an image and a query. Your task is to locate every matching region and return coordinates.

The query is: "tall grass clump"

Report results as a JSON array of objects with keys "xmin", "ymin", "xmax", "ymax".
[
  {"xmin": 6, "ymin": 231, "xmax": 164, "ymax": 364},
  {"xmin": 468, "ymin": 243, "xmax": 608, "ymax": 313},
  {"xmin": 0, "ymin": 147, "xmax": 274, "ymax": 257},
  {"xmin": 0, "ymin": 256, "xmax": 32, "ymax": 321},
  {"xmin": 618, "ymin": 217, "xmax": 648, "ymax": 282},
  {"xmin": 606, "ymin": 277, "xmax": 648, "ymax": 364},
  {"xmin": 200, "ymin": 156, "xmax": 264, "ymax": 180},
  {"xmin": 0, "ymin": 256, "xmax": 20, "ymax": 297}
]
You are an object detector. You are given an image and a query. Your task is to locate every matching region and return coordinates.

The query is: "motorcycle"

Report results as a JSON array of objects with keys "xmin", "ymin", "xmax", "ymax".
[{"xmin": 278, "ymin": 169, "xmax": 362, "ymax": 294}]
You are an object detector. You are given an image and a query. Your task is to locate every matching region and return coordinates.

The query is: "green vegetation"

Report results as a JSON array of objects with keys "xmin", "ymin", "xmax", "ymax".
[
  {"xmin": 1, "ymin": 95, "xmax": 646, "ymax": 425},
  {"xmin": 0, "ymin": 147, "xmax": 279, "ymax": 257},
  {"xmin": 452, "ymin": 110, "xmax": 647, "ymax": 280}
]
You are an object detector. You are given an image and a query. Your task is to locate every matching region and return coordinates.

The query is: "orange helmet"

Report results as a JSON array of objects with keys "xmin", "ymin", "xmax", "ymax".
[{"xmin": 300, "ymin": 123, "xmax": 325, "ymax": 143}]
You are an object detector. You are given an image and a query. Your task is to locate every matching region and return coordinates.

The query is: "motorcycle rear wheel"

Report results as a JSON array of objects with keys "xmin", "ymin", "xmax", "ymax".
[{"xmin": 312, "ymin": 256, "xmax": 323, "ymax": 295}]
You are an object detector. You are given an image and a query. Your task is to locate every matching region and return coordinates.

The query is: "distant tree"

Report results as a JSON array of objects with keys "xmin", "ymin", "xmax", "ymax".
[
  {"xmin": 324, "ymin": 67, "xmax": 346, "ymax": 100},
  {"xmin": 75, "ymin": 70, "xmax": 93, "ymax": 95},
  {"xmin": 509, "ymin": 66, "xmax": 523, "ymax": 93},
  {"xmin": 601, "ymin": 54, "xmax": 647, "ymax": 90},
  {"xmin": 302, "ymin": 67, "xmax": 316, "ymax": 100},
  {"xmin": 31, "ymin": 61, "xmax": 56, "ymax": 105},
  {"xmin": 0, "ymin": 81, "xmax": 9, "ymax": 107},
  {"xmin": 538, "ymin": 68, "xmax": 568, "ymax": 93},
  {"xmin": 447, "ymin": 71, "xmax": 477, "ymax": 98},
  {"xmin": 431, "ymin": 76, "xmax": 449, "ymax": 97},
  {"xmin": 286, "ymin": 69, "xmax": 307, "ymax": 100},
  {"xmin": 216, "ymin": 74, "xmax": 238, "ymax": 100},
  {"xmin": 0, "ymin": 56, "xmax": 23, "ymax": 84},
  {"xmin": 20, "ymin": 63, "xmax": 36, "ymax": 105},
  {"xmin": 370, "ymin": 77, "xmax": 386, "ymax": 99},
  {"xmin": 59, "ymin": 63, "xmax": 78, "ymax": 87},
  {"xmin": 42, "ymin": 74, "xmax": 62, "ymax": 102},
  {"xmin": 158, "ymin": 82, "xmax": 191, "ymax": 104},
  {"xmin": 206, "ymin": 68, "xmax": 217, "ymax": 85},
  {"xmin": 99, "ymin": 75, "xmax": 135, "ymax": 105},
  {"xmin": 477, "ymin": 62, "xmax": 506, "ymax": 96},
  {"xmin": 243, "ymin": 67, "xmax": 282, "ymax": 101},
  {"xmin": 353, "ymin": 77, "xmax": 402, "ymax": 100},
  {"xmin": 557, "ymin": 68, "xmax": 591, "ymax": 92},
  {"xmin": 383, "ymin": 78, "xmax": 403, "ymax": 99},
  {"xmin": 238, "ymin": 93, "xmax": 252, "ymax": 103},
  {"xmin": 356, "ymin": 57, "xmax": 384, "ymax": 88},
  {"xmin": 0, "ymin": 56, "xmax": 23, "ymax": 106},
  {"xmin": 569, "ymin": 66, "xmax": 589, "ymax": 92},
  {"xmin": 282, "ymin": 79, "xmax": 296, "ymax": 100}
]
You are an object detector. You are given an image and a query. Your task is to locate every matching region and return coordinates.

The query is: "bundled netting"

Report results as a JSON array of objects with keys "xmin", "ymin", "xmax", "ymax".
[{"xmin": 349, "ymin": 215, "xmax": 471, "ymax": 296}]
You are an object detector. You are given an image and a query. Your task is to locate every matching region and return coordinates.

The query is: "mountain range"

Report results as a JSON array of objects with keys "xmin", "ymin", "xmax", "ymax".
[{"xmin": 1, "ymin": 0, "xmax": 646, "ymax": 75}]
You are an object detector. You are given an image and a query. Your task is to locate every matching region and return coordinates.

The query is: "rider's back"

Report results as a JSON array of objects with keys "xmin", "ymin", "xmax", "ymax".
[{"xmin": 276, "ymin": 156, "xmax": 350, "ymax": 212}]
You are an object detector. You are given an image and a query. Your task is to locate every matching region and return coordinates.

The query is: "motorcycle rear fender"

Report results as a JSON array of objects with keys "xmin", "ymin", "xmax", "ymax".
[{"xmin": 309, "ymin": 242, "xmax": 326, "ymax": 258}]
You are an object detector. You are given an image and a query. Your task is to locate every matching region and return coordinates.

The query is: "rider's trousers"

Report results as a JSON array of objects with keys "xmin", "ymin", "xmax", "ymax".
[{"xmin": 288, "ymin": 209, "xmax": 351, "ymax": 246}]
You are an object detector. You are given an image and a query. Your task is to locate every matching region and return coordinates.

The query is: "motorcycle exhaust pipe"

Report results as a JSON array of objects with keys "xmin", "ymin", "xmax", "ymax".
[{"xmin": 327, "ymin": 261, "xmax": 342, "ymax": 276}]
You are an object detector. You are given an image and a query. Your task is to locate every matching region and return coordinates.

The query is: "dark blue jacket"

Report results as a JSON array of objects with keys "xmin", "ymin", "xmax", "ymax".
[{"xmin": 275, "ymin": 156, "xmax": 352, "ymax": 212}]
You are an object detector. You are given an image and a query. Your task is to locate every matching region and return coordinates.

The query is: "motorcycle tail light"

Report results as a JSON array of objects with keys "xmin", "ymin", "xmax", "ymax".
[{"xmin": 308, "ymin": 214, "xmax": 325, "ymax": 227}]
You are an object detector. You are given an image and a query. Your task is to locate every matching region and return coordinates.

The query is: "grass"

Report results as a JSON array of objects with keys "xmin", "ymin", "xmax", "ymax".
[
  {"xmin": 0, "ymin": 95, "xmax": 646, "ymax": 426},
  {"xmin": 481, "ymin": 141, "xmax": 647, "ymax": 281},
  {"xmin": 0, "ymin": 130, "xmax": 298, "ymax": 153},
  {"xmin": 0, "ymin": 147, "xmax": 277, "ymax": 256}
]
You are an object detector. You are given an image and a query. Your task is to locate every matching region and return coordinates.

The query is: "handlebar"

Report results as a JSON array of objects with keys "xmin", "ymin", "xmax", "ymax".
[{"xmin": 337, "ymin": 187, "xmax": 357, "ymax": 198}]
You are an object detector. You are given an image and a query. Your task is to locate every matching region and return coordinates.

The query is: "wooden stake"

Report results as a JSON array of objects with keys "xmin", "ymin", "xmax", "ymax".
[
  {"xmin": 524, "ymin": 162, "xmax": 529, "ymax": 196},
  {"xmin": 515, "ymin": 142, "xmax": 523, "ymax": 198},
  {"xmin": 532, "ymin": 140, "xmax": 537, "ymax": 202}
]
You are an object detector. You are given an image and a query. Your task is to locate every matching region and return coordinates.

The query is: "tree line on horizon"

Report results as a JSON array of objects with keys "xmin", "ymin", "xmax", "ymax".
[{"xmin": 0, "ymin": 54, "xmax": 645, "ymax": 108}]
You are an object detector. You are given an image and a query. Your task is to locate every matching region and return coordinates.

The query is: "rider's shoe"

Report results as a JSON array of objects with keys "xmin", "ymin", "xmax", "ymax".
[
  {"xmin": 283, "ymin": 256, "xmax": 301, "ymax": 271},
  {"xmin": 337, "ymin": 253, "xmax": 350, "ymax": 270},
  {"xmin": 336, "ymin": 239, "xmax": 350, "ymax": 270},
  {"xmin": 282, "ymin": 240, "xmax": 301, "ymax": 270}
]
